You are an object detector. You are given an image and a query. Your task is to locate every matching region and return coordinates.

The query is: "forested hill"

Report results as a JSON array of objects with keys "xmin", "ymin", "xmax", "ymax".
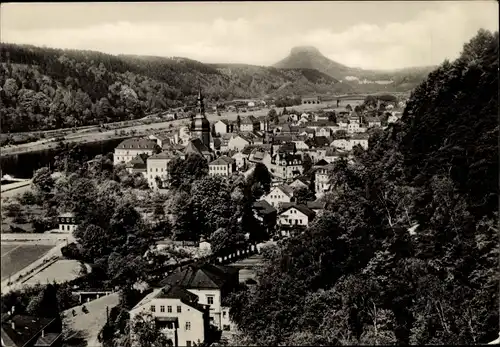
[
  {"xmin": 227, "ymin": 29, "xmax": 498, "ymax": 345},
  {"xmin": 0, "ymin": 43, "xmax": 341, "ymax": 133}
]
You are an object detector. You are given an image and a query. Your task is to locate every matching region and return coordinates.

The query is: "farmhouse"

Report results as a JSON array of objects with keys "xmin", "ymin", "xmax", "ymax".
[{"xmin": 277, "ymin": 204, "xmax": 316, "ymax": 228}]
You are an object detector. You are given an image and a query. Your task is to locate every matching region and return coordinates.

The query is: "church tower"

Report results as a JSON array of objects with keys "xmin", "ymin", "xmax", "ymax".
[{"xmin": 190, "ymin": 85, "xmax": 211, "ymax": 149}]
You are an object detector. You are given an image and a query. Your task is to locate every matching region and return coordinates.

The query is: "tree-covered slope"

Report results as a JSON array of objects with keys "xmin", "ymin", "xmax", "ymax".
[
  {"xmin": 227, "ymin": 29, "xmax": 498, "ymax": 346},
  {"xmin": 0, "ymin": 43, "xmax": 343, "ymax": 133}
]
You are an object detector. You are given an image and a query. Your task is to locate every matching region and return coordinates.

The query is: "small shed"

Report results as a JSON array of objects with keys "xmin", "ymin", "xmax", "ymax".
[{"xmin": 58, "ymin": 212, "xmax": 77, "ymax": 233}]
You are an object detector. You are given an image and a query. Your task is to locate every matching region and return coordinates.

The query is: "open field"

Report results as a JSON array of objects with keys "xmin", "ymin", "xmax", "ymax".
[
  {"xmin": 0, "ymin": 243, "xmax": 54, "ymax": 281},
  {"xmin": 24, "ymin": 259, "xmax": 88, "ymax": 286}
]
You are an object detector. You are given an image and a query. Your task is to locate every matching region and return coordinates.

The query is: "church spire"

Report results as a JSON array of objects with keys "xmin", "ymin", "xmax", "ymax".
[{"xmin": 197, "ymin": 80, "xmax": 205, "ymax": 116}]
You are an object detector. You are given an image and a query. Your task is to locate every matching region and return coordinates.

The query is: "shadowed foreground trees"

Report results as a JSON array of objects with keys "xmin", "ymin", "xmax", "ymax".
[{"xmin": 226, "ymin": 29, "xmax": 499, "ymax": 346}]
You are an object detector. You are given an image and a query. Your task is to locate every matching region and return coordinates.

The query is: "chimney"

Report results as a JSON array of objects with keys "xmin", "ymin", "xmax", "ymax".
[
  {"xmin": 11, "ymin": 321, "xmax": 15, "ymax": 330},
  {"xmin": 11, "ymin": 306, "xmax": 15, "ymax": 314},
  {"xmin": 41, "ymin": 329, "xmax": 45, "ymax": 338}
]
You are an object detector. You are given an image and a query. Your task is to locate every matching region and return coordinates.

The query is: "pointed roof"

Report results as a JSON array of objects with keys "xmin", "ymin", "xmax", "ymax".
[
  {"xmin": 148, "ymin": 151, "xmax": 177, "ymax": 160},
  {"xmin": 126, "ymin": 153, "xmax": 148, "ymax": 169},
  {"xmin": 273, "ymin": 184, "xmax": 294, "ymax": 197},
  {"xmin": 253, "ymin": 200, "xmax": 277, "ymax": 216},
  {"xmin": 280, "ymin": 204, "xmax": 316, "ymax": 219},
  {"xmin": 185, "ymin": 138, "xmax": 211, "ymax": 156},
  {"xmin": 159, "ymin": 263, "xmax": 238, "ymax": 289},
  {"xmin": 209, "ymin": 156, "xmax": 235, "ymax": 166}
]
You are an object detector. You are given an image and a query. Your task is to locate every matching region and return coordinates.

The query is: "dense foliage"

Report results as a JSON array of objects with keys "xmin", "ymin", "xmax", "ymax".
[
  {"xmin": 227, "ymin": 29, "xmax": 499, "ymax": 345},
  {"xmin": 1, "ymin": 43, "xmax": 343, "ymax": 133}
]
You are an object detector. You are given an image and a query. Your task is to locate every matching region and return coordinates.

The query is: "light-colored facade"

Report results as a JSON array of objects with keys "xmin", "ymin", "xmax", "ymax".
[
  {"xmin": 130, "ymin": 292, "xmax": 208, "ymax": 347},
  {"xmin": 277, "ymin": 206, "xmax": 314, "ymax": 227},
  {"xmin": 231, "ymin": 152, "xmax": 247, "ymax": 170},
  {"xmin": 263, "ymin": 185, "xmax": 294, "ymax": 208},
  {"xmin": 114, "ymin": 138, "xmax": 156, "ymax": 165},
  {"xmin": 147, "ymin": 152, "xmax": 175, "ymax": 189},
  {"xmin": 208, "ymin": 156, "xmax": 236, "ymax": 177},
  {"xmin": 227, "ymin": 135, "xmax": 251, "ymax": 152},
  {"xmin": 315, "ymin": 165, "xmax": 334, "ymax": 197},
  {"xmin": 214, "ymin": 120, "xmax": 230, "ymax": 135}
]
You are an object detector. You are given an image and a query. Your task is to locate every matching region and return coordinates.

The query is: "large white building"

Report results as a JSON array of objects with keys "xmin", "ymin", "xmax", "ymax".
[
  {"xmin": 263, "ymin": 184, "xmax": 294, "ymax": 208},
  {"xmin": 147, "ymin": 152, "xmax": 177, "ymax": 189},
  {"xmin": 130, "ymin": 285, "xmax": 210, "ymax": 347},
  {"xmin": 113, "ymin": 138, "xmax": 157, "ymax": 165},
  {"xmin": 208, "ymin": 156, "xmax": 236, "ymax": 177}
]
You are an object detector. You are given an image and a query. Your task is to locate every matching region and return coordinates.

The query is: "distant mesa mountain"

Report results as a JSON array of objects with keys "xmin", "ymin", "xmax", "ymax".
[{"xmin": 274, "ymin": 46, "xmax": 435, "ymax": 91}]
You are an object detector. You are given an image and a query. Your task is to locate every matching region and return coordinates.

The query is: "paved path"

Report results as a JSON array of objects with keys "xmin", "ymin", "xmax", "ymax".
[{"xmin": 63, "ymin": 293, "xmax": 120, "ymax": 347}]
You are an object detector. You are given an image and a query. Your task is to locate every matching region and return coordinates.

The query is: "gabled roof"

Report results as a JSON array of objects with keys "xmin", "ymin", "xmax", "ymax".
[
  {"xmin": 116, "ymin": 138, "xmax": 157, "ymax": 150},
  {"xmin": 325, "ymin": 148, "xmax": 347, "ymax": 157},
  {"xmin": 351, "ymin": 133, "xmax": 370, "ymax": 140},
  {"xmin": 185, "ymin": 138, "xmax": 211, "ymax": 156},
  {"xmin": 209, "ymin": 156, "xmax": 235, "ymax": 166},
  {"xmin": 159, "ymin": 263, "xmax": 238, "ymax": 290},
  {"xmin": 240, "ymin": 115, "xmax": 258, "ymax": 124},
  {"xmin": 216, "ymin": 119, "xmax": 230, "ymax": 126},
  {"xmin": 314, "ymin": 159, "xmax": 329, "ymax": 166},
  {"xmin": 292, "ymin": 177, "xmax": 310, "ymax": 186},
  {"xmin": 273, "ymin": 184, "xmax": 294, "ymax": 198},
  {"xmin": 59, "ymin": 212, "xmax": 75, "ymax": 218},
  {"xmin": 1, "ymin": 315, "xmax": 57, "ymax": 347},
  {"xmin": 126, "ymin": 153, "xmax": 149, "ymax": 169},
  {"xmin": 307, "ymin": 200, "xmax": 326, "ymax": 210},
  {"xmin": 253, "ymin": 200, "xmax": 277, "ymax": 216},
  {"xmin": 280, "ymin": 204, "xmax": 316, "ymax": 219},
  {"xmin": 148, "ymin": 152, "xmax": 176, "ymax": 160}
]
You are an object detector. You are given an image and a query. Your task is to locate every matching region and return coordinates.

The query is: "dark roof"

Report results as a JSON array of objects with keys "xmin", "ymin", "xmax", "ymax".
[
  {"xmin": 117, "ymin": 138, "xmax": 157, "ymax": 150},
  {"xmin": 156, "ymin": 284, "xmax": 199, "ymax": 302},
  {"xmin": 148, "ymin": 151, "xmax": 176, "ymax": 160},
  {"xmin": 1, "ymin": 315, "xmax": 56, "ymax": 347},
  {"xmin": 315, "ymin": 159, "xmax": 329, "ymax": 166},
  {"xmin": 274, "ymin": 184, "xmax": 294, "ymax": 197},
  {"xmin": 209, "ymin": 156, "xmax": 235, "ymax": 166},
  {"xmin": 253, "ymin": 200, "xmax": 277, "ymax": 216},
  {"xmin": 126, "ymin": 153, "xmax": 148, "ymax": 169},
  {"xmin": 278, "ymin": 142, "xmax": 296, "ymax": 153},
  {"xmin": 34, "ymin": 333, "xmax": 60, "ymax": 347},
  {"xmin": 159, "ymin": 263, "xmax": 238, "ymax": 289},
  {"xmin": 306, "ymin": 136, "xmax": 331, "ymax": 148},
  {"xmin": 307, "ymin": 201, "xmax": 326, "ymax": 210},
  {"xmin": 184, "ymin": 138, "xmax": 211, "ymax": 156},
  {"xmin": 280, "ymin": 204, "xmax": 316, "ymax": 219}
]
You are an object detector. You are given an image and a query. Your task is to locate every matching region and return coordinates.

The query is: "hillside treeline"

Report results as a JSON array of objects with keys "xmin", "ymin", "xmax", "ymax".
[
  {"xmin": 227, "ymin": 29, "xmax": 499, "ymax": 346},
  {"xmin": 0, "ymin": 43, "xmax": 339, "ymax": 133}
]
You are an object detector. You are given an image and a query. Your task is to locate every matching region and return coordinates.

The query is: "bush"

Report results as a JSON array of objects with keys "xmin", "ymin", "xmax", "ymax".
[
  {"xmin": 4, "ymin": 203, "xmax": 23, "ymax": 217},
  {"xmin": 61, "ymin": 243, "xmax": 83, "ymax": 261},
  {"xmin": 17, "ymin": 191, "xmax": 38, "ymax": 205}
]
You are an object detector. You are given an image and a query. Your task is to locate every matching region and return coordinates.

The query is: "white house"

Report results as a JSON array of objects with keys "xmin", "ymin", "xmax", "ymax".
[
  {"xmin": 263, "ymin": 184, "xmax": 294, "ymax": 208},
  {"xmin": 130, "ymin": 285, "xmax": 210, "ymax": 347},
  {"xmin": 316, "ymin": 127, "xmax": 332, "ymax": 138},
  {"xmin": 157, "ymin": 263, "xmax": 240, "ymax": 332},
  {"xmin": 58, "ymin": 212, "xmax": 77, "ymax": 233},
  {"xmin": 350, "ymin": 133, "xmax": 370, "ymax": 150},
  {"xmin": 239, "ymin": 116, "xmax": 259, "ymax": 132},
  {"xmin": 214, "ymin": 120, "xmax": 231, "ymax": 135},
  {"xmin": 367, "ymin": 117, "xmax": 382, "ymax": 128},
  {"xmin": 227, "ymin": 134, "xmax": 252, "ymax": 152},
  {"xmin": 277, "ymin": 204, "xmax": 316, "ymax": 230},
  {"xmin": 113, "ymin": 138, "xmax": 157, "ymax": 165},
  {"xmin": 315, "ymin": 164, "xmax": 335, "ymax": 197},
  {"xmin": 331, "ymin": 138, "xmax": 351, "ymax": 150},
  {"xmin": 231, "ymin": 152, "xmax": 248, "ymax": 170},
  {"xmin": 147, "ymin": 152, "xmax": 177, "ymax": 189},
  {"xmin": 290, "ymin": 177, "xmax": 309, "ymax": 190},
  {"xmin": 208, "ymin": 156, "xmax": 236, "ymax": 177},
  {"xmin": 292, "ymin": 139, "xmax": 310, "ymax": 151}
]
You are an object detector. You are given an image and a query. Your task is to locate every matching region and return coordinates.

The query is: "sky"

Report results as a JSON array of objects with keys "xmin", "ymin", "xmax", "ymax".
[{"xmin": 1, "ymin": 1, "xmax": 498, "ymax": 70}]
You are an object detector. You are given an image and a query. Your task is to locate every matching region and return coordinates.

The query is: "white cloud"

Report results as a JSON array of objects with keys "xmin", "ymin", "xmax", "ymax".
[{"xmin": 1, "ymin": 2, "xmax": 498, "ymax": 69}]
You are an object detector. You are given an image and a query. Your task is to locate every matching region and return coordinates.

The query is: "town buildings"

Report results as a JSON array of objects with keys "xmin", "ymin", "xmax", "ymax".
[
  {"xmin": 113, "ymin": 138, "xmax": 157, "ymax": 165},
  {"xmin": 147, "ymin": 152, "xmax": 177, "ymax": 189},
  {"xmin": 1, "ymin": 310, "xmax": 62, "ymax": 347},
  {"xmin": 263, "ymin": 184, "xmax": 295, "ymax": 208},
  {"xmin": 208, "ymin": 156, "xmax": 236, "ymax": 177}
]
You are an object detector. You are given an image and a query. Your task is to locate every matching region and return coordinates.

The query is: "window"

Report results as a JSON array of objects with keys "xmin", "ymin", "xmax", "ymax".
[
  {"xmin": 177, "ymin": 306, "xmax": 181, "ymax": 313},
  {"xmin": 207, "ymin": 296, "xmax": 214, "ymax": 305},
  {"xmin": 160, "ymin": 305, "xmax": 165, "ymax": 313},
  {"xmin": 186, "ymin": 341, "xmax": 192, "ymax": 347},
  {"xmin": 150, "ymin": 305, "xmax": 155, "ymax": 312},
  {"xmin": 185, "ymin": 322, "xmax": 191, "ymax": 330},
  {"xmin": 167, "ymin": 306, "xmax": 172, "ymax": 313}
]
